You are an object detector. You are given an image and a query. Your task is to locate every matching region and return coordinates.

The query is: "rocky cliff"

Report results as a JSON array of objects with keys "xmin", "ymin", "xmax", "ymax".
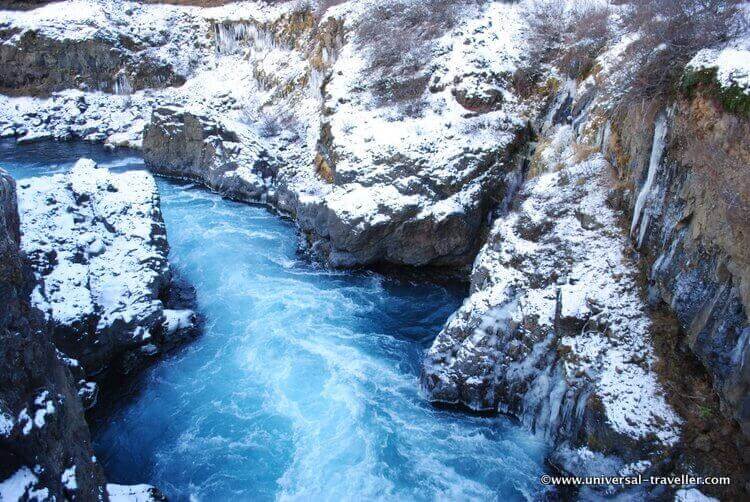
[
  {"xmin": 606, "ymin": 94, "xmax": 750, "ymax": 446},
  {"xmin": 422, "ymin": 2, "xmax": 750, "ymax": 497},
  {"xmin": 1, "ymin": 167, "xmax": 105, "ymax": 499},
  {"xmin": 422, "ymin": 123, "xmax": 689, "ymax": 497},
  {"xmin": 0, "ymin": 1, "xmax": 189, "ymax": 95},
  {"xmin": 139, "ymin": 0, "xmax": 534, "ymax": 268},
  {"xmin": 1, "ymin": 163, "xmax": 188, "ymax": 499}
]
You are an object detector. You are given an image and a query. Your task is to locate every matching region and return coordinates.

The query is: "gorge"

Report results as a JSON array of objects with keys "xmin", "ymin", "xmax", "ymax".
[{"xmin": 1, "ymin": 0, "xmax": 749, "ymax": 500}]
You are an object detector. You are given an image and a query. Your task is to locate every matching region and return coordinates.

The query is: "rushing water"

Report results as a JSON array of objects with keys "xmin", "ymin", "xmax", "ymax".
[{"xmin": 2, "ymin": 140, "xmax": 551, "ymax": 501}]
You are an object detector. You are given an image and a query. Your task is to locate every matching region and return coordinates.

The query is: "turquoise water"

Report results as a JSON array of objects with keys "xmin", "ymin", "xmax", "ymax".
[{"xmin": 2, "ymin": 141, "xmax": 551, "ymax": 501}]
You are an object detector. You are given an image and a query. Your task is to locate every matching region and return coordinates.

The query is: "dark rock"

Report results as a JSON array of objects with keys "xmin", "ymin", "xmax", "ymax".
[
  {"xmin": 143, "ymin": 106, "xmax": 275, "ymax": 201},
  {"xmin": 18, "ymin": 160, "xmax": 196, "ymax": 378},
  {"xmin": 0, "ymin": 168, "xmax": 106, "ymax": 499},
  {"xmin": 0, "ymin": 26, "xmax": 185, "ymax": 96}
]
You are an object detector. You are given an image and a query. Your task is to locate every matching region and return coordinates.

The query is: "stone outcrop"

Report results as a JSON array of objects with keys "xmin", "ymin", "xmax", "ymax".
[
  {"xmin": 17, "ymin": 159, "xmax": 196, "ymax": 378},
  {"xmin": 0, "ymin": 167, "xmax": 107, "ymax": 500},
  {"xmin": 143, "ymin": 106, "xmax": 277, "ymax": 202},
  {"xmin": 0, "ymin": 7, "xmax": 187, "ymax": 96},
  {"xmin": 144, "ymin": 1, "xmax": 531, "ymax": 269},
  {"xmin": 422, "ymin": 126, "xmax": 683, "ymax": 496},
  {"xmin": 606, "ymin": 93, "xmax": 750, "ymax": 443}
]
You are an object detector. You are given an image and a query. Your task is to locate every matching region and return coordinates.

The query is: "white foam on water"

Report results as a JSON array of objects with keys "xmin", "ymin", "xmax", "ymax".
[{"xmin": 5, "ymin": 142, "xmax": 551, "ymax": 501}]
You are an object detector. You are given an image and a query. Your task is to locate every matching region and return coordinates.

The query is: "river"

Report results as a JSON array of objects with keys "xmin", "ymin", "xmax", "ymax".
[{"xmin": 2, "ymin": 140, "xmax": 550, "ymax": 501}]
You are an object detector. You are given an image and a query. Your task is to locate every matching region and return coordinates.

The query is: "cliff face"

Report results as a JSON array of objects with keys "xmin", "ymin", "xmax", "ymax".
[
  {"xmin": 1, "ymin": 161, "xmax": 190, "ymax": 500},
  {"xmin": 141, "ymin": 0, "xmax": 534, "ymax": 269},
  {"xmin": 17, "ymin": 160, "xmax": 197, "ymax": 378},
  {"xmin": 422, "ymin": 6, "xmax": 750, "ymax": 495},
  {"xmin": 608, "ymin": 92, "xmax": 750, "ymax": 444},
  {"xmin": 0, "ymin": 2, "xmax": 190, "ymax": 95},
  {"xmin": 422, "ymin": 122, "xmax": 686, "ymax": 496},
  {"xmin": 0, "ymin": 168, "xmax": 106, "ymax": 500}
]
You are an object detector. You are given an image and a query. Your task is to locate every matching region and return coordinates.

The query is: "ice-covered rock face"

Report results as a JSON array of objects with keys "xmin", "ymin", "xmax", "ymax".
[
  {"xmin": 16, "ymin": 159, "xmax": 195, "ymax": 376},
  {"xmin": 422, "ymin": 127, "xmax": 682, "ymax": 492},
  {"xmin": 143, "ymin": 105, "xmax": 278, "ymax": 202}
]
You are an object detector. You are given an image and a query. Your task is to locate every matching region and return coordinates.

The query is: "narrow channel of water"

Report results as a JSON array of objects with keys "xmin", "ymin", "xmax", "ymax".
[{"xmin": 2, "ymin": 140, "xmax": 551, "ymax": 501}]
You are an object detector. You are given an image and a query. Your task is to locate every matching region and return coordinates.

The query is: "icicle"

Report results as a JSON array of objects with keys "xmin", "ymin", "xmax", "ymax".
[
  {"xmin": 113, "ymin": 71, "xmax": 132, "ymax": 95},
  {"xmin": 630, "ymin": 112, "xmax": 668, "ymax": 247},
  {"xmin": 215, "ymin": 21, "xmax": 277, "ymax": 56}
]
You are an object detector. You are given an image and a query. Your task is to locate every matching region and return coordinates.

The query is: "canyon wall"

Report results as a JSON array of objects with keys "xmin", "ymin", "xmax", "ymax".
[
  {"xmin": 608, "ymin": 90, "xmax": 750, "ymax": 446},
  {"xmin": 0, "ymin": 168, "xmax": 107, "ymax": 500},
  {"xmin": 0, "ymin": 0, "xmax": 747, "ymax": 499}
]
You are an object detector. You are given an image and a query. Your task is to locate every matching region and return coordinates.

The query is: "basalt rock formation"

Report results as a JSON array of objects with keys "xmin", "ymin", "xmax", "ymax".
[
  {"xmin": 17, "ymin": 159, "xmax": 197, "ymax": 378},
  {"xmin": 608, "ymin": 93, "xmax": 750, "ymax": 446},
  {"xmin": 0, "ymin": 4, "xmax": 188, "ymax": 96},
  {"xmin": 0, "ymin": 167, "xmax": 106, "ymax": 500},
  {"xmin": 143, "ymin": 106, "xmax": 277, "ymax": 202}
]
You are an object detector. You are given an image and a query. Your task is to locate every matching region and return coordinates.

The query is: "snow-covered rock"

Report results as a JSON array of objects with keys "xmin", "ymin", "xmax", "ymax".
[
  {"xmin": 288, "ymin": 1, "xmax": 529, "ymax": 267},
  {"xmin": 139, "ymin": 1, "xmax": 532, "ymax": 268},
  {"xmin": 143, "ymin": 105, "xmax": 277, "ymax": 202},
  {"xmin": 422, "ymin": 126, "xmax": 682, "ymax": 494},
  {"xmin": 0, "ymin": 167, "xmax": 106, "ymax": 500},
  {"xmin": 0, "ymin": 0, "xmax": 192, "ymax": 95},
  {"xmin": 17, "ymin": 159, "xmax": 196, "ymax": 376}
]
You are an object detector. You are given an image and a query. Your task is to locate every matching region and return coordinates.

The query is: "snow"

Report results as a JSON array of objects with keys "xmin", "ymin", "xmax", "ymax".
[
  {"xmin": 0, "ymin": 412, "xmax": 13, "ymax": 436},
  {"xmin": 689, "ymin": 47, "xmax": 750, "ymax": 94},
  {"xmin": 17, "ymin": 391, "xmax": 56, "ymax": 436},
  {"xmin": 107, "ymin": 483, "xmax": 160, "ymax": 502},
  {"xmin": 18, "ymin": 160, "xmax": 170, "ymax": 350},
  {"xmin": 0, "ymin": 467, "xmax": 48, "ymax": 502},
  {"xmin": 61, "ymin": 466, "xmax": 78, "ymax": 491},
  {"xmin": 162, "ymin": 309, "xmax": 195, "ymax": 336},
  {"xmin": 0, "ymin": 0, "xmax": 109, "ymax": 41},
  {"xmin": 675, "ymin": 488, "xmax": 720, "ymax": 502}
]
